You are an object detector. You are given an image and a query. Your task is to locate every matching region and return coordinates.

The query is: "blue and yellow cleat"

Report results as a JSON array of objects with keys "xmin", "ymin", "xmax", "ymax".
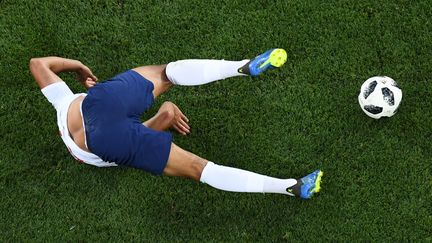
[
  {"xmin": 287, "ymin": 170, "xmax": 323, "ymax": 199},
  {"xmin": 238, "ymin": 48, "xmax": 287, "ymax": 76}
]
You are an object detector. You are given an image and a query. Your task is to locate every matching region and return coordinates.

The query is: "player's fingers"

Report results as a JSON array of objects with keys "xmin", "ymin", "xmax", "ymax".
[
  {"xmin": 173, "ymin": 124, "xmax": 186, "ymax": 135},
  {"xmin": 84, "ymin": 79, "xmax": 95, "ymax": 87},
  {"xmin": 173, "ymin": 124, "xmax": 187, "ymax": 135},
  {"xmin": 178, "ymin": 118, "xmax": 190, "ymax": 130},
  {"xmin": 180, "ymin": 113, "xmax": 189, "ymax": 123},
  {"xmin": 176, "ymin": 121, "xmax": 190, "ymax": 134},
  {"xmin": 86, "ymin": 71, "xmax": 97, "ymax": 81}
]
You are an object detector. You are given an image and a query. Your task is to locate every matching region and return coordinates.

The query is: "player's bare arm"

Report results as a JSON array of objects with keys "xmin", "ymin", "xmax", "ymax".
[{"xmin": 29, "ymin": 56, "xmax": 97, "ymax": 89}]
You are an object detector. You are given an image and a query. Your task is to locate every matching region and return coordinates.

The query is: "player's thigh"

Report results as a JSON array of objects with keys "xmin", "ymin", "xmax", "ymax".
[
  {"xmin": 163, "ymin": 143, "xmax": 208, "ymax": 181},
  {"xmin": 132, "ymin": 65, "xmax": 173, "ymax": 98}
]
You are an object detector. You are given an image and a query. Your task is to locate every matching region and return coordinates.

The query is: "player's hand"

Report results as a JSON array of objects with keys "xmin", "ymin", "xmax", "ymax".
[
  {"xmin": 77, "ymin": 64, "xmax": 98, "ymax": 89},
  {"xmin": 81, "ymin": 77, "xmax": 97, "ymax": 89},
  {"xmin": 171, "ymin": 103, "xmax": 190, "ymax": 135}
]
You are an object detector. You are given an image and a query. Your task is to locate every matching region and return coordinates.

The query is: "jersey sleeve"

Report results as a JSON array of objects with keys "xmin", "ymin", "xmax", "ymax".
[{"xmin": 41, "ymin": 81, "xmax": 74, "ymax": 110}]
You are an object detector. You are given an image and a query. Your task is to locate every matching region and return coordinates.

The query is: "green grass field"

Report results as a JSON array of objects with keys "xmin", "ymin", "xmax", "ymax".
[{"xmin": 1, "ymin": 0, "xmax": 431, "ymax": 241}]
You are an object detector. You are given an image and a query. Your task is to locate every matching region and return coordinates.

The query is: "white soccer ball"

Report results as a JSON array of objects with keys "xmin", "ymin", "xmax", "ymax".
[{"xmin": 358, "ymin": 76, "xmax": 402, "ymax": 119}]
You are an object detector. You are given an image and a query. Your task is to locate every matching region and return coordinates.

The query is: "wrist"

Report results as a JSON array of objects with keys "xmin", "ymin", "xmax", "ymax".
[{"xmin": 77, "ymin": 61, "xmax": 86, "ymax": 71}]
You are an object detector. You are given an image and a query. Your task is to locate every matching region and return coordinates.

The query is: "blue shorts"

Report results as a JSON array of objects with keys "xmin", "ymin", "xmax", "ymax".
[{"xmin": 82, "ymin": 70, "xmax": 172, "ymax": 175}]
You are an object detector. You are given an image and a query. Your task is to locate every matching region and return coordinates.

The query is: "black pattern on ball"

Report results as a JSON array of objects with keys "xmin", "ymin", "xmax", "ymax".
[
  {"xmin": 363, "ymin": 81, "xmax": 377, "ymax": 99},
  {"xmin": 364, "ymin": 105, "xmax": 383, "ymax": 114},
  {"xmin": 381, "ymin": 87, "xmax": 395, "ymax": 105}
]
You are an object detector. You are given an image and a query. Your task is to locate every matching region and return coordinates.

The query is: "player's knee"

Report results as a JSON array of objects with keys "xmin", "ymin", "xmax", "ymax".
[
  {"xmin": 190, "ymin": 159, "xmax": 206, "ymax": 181},
  {"xmin": 160, "ymin": 64, "xmax": 171, "ymax": 83}
]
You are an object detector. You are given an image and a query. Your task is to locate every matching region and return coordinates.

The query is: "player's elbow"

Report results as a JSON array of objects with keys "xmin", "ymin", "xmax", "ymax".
[
  {"xmin": 29, "ymin": 57, "xmax": 40, "ymax": 68},
  {"xmin": 29, "ymin": 58, "xmax": 44, "ymax": 74}
]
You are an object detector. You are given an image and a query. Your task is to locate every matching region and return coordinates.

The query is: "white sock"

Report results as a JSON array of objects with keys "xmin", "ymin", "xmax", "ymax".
[
  {"xmin": 199, "ymin": 162, "xmax": 297, "ymax": 195},
  {"xmin": 165, "ymin": 59, "xmax": 249, "ymax": 86}
]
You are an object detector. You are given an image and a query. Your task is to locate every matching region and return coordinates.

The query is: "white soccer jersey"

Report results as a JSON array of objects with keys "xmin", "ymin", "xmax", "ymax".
[{"xmin": 41, "ymin": 82, "xmax": 117, "ymax": 167}]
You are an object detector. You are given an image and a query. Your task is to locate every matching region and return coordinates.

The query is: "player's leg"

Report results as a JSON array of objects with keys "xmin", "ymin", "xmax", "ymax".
[
  {"xmin": 163, "ymin": 143, "xmax": 323, "ymax": 199},
  {"xmin": 165, "ymin": 48, "xmax": 287, "ymax": 86},
  {"xmin": 132, "ymin": 64, "xmax": 173, "ymax": 98},
  {"xmin": 132, "ymin": 48, "xmax": 287, "ymax": 97}
]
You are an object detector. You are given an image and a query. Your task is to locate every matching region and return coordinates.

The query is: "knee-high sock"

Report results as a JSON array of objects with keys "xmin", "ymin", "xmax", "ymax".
[
  {"xmin": 199, "ymin": 162, "xmax": 297, "ymax": 195},
  {"xmin": 165, "ymin": 59, "xmax": 249, "ymax": 86}
]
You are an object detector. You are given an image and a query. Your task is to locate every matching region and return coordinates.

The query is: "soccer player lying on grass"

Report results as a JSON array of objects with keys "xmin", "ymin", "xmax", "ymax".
[{"xmin": 30, "ymin": 49, "xmax": 323, "ymax": 199}]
